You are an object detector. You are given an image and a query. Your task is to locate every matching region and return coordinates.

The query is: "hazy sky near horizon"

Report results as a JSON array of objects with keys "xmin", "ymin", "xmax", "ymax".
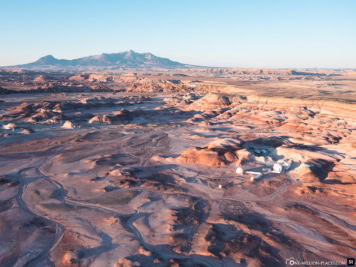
[{"xmin": 1, "ymin": 0, "xmax": 355, "ymax": 68}]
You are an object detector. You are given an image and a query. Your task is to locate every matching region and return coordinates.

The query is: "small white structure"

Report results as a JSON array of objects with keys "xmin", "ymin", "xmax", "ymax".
[
  {"xmin": 246, "ymin": 171, "xmax": 263, "ymax": 182},
  {"xmin": 273, "ymin": 163, "xmax": 283, "ymax": 173},
  {"xmin": 236, "ymin": 167, "xmax": 244, "ymax": 175},
  {"xmin": 249, "ymin": 173, "xmax": 262, "ymax": 182},
  {"xmin": 272, "ymin": 160, "xmax": 292, "ymax": 173},
  {"xmin": 218, "ymin": 184, "xmax": 222, "ymax": 189},
  {"xmin": 236, "ymin": 159, "xmax": 293, "ymax": 182}
]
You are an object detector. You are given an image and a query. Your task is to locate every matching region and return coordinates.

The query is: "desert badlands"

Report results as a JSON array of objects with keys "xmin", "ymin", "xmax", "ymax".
[{"xmin": 0, "ymin": 67, "xmax": 355, "ymax": 266}]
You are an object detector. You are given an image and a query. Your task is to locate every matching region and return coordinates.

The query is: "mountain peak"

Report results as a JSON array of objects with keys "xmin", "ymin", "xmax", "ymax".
[
  {"xmin": 126, "ymin": 49, "xmax": 136, "ymax": 53},
  {"xmin": 12, "ymin": 51, "xmax": 193, "ymax": 69},
  {"xmin": 35, "ymin": 55, "xmax": 59, "ymax": 64},
  {"xmin": 40, "ymin": 55, "xmax": 56, "ymax": 60}
]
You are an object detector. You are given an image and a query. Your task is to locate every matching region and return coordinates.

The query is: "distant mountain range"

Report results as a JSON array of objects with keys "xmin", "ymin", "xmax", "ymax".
[{"xmin": 8, "ymin": 50, "xmax": 196, "ymax": 70}]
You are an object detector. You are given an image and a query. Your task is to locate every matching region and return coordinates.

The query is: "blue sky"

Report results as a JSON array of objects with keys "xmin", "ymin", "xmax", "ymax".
[{"xmin": 1, "ymin": 0, "xmax": 355, "ymax": 68}]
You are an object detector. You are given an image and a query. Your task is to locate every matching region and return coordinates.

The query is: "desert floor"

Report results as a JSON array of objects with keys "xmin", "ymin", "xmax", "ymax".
[{"xmin": 0, "ymin": 70, "xmax": 355, "ymax": 266}]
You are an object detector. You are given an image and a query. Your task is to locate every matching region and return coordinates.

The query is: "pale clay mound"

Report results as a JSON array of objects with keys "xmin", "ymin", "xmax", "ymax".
[
  {"xmin": 175, "ymin": 138, "xmax": 244, "ymax": 166},
  {"xmin": 0, "ymin": 77, "xmax": 355, "ymax": 267}
]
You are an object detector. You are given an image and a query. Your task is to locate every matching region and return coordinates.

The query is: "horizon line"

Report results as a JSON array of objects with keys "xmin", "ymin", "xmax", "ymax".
[{"xmin": 1, "ymin": 50, "xmax": 356, "ymax": 70}]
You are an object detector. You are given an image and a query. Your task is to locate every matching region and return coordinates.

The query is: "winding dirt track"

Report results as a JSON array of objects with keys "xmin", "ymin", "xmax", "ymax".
[{"xmin": 0, "ymin": 93, "xmax": 355, "ymax": 267}]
